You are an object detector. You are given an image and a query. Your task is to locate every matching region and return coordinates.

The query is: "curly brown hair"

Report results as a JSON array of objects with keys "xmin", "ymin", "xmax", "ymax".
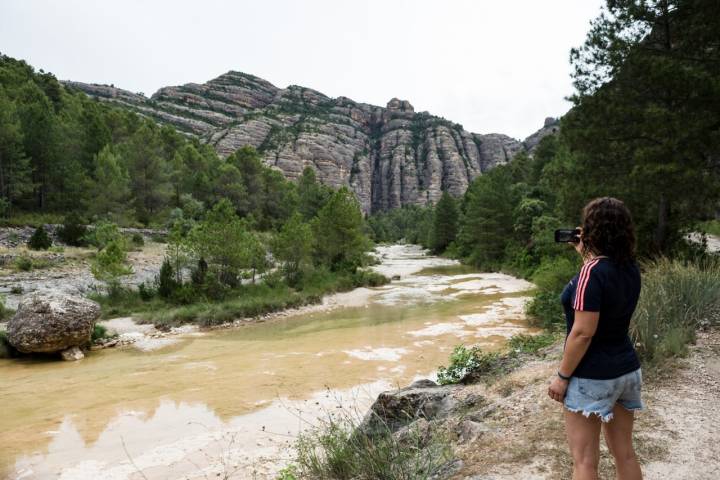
[{"xmin": 580, "ymin": 197, "xmax": 636, "ymax": 263}]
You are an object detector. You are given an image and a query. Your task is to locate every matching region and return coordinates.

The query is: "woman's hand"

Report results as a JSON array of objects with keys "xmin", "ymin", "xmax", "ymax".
[
  {"xmin": 573, "ymin": 226, "xmax": 584, "ymax": 255},
  {"xmin": 548, "ymin": 376, "xmax": 569, "ymax": 403}
]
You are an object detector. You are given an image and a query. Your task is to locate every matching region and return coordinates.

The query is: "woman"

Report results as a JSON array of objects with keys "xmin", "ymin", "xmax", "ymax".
[{"xmin": 548, "ymin": 197, "xmax": 644, "ymax": 480}]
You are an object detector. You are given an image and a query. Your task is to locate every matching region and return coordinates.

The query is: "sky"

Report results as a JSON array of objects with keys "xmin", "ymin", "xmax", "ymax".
[{"xmin": 0, "ymin": 0, "xmax": 604, "ymax": 139}]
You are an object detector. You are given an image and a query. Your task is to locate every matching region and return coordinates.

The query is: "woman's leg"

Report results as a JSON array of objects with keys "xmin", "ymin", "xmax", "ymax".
[
  {"xmin": 565, "ymin": 409, "xmax": 602, "ymax": 480},
  {"xmin": 602, "ymin": 404, "xmax": 643, "ymax": 480}
]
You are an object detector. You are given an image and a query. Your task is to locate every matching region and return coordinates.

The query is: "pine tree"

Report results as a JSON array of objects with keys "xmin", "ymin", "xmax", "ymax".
[
  {"xmin": 272, "ymin": 212, "xmax": 314, "ymax": 285},
  {"xmin": 89, "ymin": 145, "xmax": 131, "ymax": 219},
  {"xmin": 297, "ymin": 167, "xmax": 331, "ymax": 220},
  {"xmin": 457, "ymin": 166, "xmax": 519, "ymax": 268},
  {"xmin": 27, "ymin": 225, "xmax": 52, "ymax": 250},
  {"xmin": 0, "ymin": 91, "xmax": 31, "ymax": 213},
  {"xmin": 17, "ymin": 81, "xmax": 54, "ymax": 209},
  {"xmin": 430, "ymin": 192, "xmax": 459, "ymax": 253},
  {"xmin": 121, "ymin": 123, "xmax": 170, "ymax": 224},
  {"xmin": 566, "ymin": 0, "xmax": 720, "ymax": 253},
  {"xmin": 312, "ymin": 187, "xmax": 370, "ymax": 271}
]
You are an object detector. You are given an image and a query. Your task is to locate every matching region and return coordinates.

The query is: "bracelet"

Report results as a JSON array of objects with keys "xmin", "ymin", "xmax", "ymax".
[{"xmin": 557, "ymin": 371, "xmax": 572, "ymax": 381}]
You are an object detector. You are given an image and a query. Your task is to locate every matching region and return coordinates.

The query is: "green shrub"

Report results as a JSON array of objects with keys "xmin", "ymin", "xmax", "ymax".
[
  {"xmin": 91, "ymin": 324, "xmax": 108, "ymax": 342},
  {"xmin": 526, "ymin": 290, "xmax": 566, "ymax": 329},
  {"xmin": 170, "ymin": 284, "xmax": 197, "ymax": 305},
  {"xmin": 91, "ymin": 240, "xmax": 133, "ymax": 297},
  {"xmin": 157, "ymin": 258, "xmax": 178, "ymax": 298},
  {"xmin": 14, "ymin": 256, "xmax": 33, "ymax": 272},
  {"xmin": 91, "ymin": 323, "xmax": 118, "ymax": 342},
  {"xmin": 523, "ymin": 256, "xmax": 579, "ymax": 329},
  {"xmin": 275, "ymin": 465, "xmax": 298, "ymax": 480},
  {"xmin": 352, "ymin": 269, "xmax": 390, "ymax": 288},
  {"xmin": 437, "ymin": 345, "xmax": 501, "ymax": 385},
  {"xmin": 531, "ymin": 256, "xmax": 578, "ymax": 292},
  {"xmin": 138, "ymin": 282, "xmax": 155, "ymax": 301},
  {"xmin": 86, "ymin": 221, "xmax": 123, "ymax": 250},
  {"xmin": 28, "ymin": 225, "xmax": 52, "ymax": 250},
  {"xmin": 10, "ymin": 285, "xmax": 22, "ymax": 295},
  {"xmin": 131, "ymin": 233, "xmax": 145, "ymax": 248},
  {"xmin": 293, "ymin": 409, "xmax": 452, "ymax": 480},
  {"xmin": 57, "ymin": 214, "xmax": 87, "ymax": 246},
  {"xmin": 631, "ymin": 258, "xmax": 720, "ymax": 364},
  {"xmin": 151, "ymin": 233, "xmax": 167, "ymax": 243}
]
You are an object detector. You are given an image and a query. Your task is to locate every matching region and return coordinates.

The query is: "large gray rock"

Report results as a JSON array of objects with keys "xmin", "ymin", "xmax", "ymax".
[
  {"xmin": 7, "ymin": 292, "xmax": 100, "ymax": 354},
  {"xmin": 65, "ymin": 73, "xmax": 557, "ymax": 214},
  {"xmin": 359, "ymin": 379, "xmax": 459, "ymax": 435}
]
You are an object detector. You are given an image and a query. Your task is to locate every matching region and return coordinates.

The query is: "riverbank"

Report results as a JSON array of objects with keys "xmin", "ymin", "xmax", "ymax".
[
  {"xmin": 83, "ymin": 244, "xmax": 535, "ymax": 352},
  {"xmin": 91, "ymin": 244, "xmax": 468, "ymax": 351},
  {"xmin": 0, "ymin": 244, "xmax": 540, "ymax": 479}
]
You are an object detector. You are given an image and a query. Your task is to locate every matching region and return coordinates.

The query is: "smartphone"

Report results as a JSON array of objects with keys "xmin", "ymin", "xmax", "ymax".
[{"xmin": 554, "ymin": 228, "xmax": 581, "ymax": 243}]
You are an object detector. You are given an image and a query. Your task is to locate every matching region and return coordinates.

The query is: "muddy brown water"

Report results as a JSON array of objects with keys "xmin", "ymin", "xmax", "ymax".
[{"xmin": 0, "ymin": 245, "xmax": 537, "ymax": 479}]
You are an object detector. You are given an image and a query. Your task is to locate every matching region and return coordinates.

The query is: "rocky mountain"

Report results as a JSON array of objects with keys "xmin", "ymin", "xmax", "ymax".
[{"xmin": 65, "ymin": 73, "xmax": 555, "ymax": 213}]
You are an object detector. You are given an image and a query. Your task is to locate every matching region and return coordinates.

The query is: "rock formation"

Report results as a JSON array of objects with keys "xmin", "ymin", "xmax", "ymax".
[
  {"xmin": 359, "ymin": 378, "xmax": 460, "ymax": 435},
  {"xmin": 66, "ymin": 74, "xmax": 555, "ymax": 213},
  {"xmin": 7, "ymin": 291, "xmax": 101, "ymax": 359},
  {"xmin": 523, "ymin": 116, "xmax": 560, "ymax": 151}
]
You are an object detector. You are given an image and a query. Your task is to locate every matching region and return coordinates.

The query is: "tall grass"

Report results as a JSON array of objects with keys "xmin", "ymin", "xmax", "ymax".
[
  {"xmin": 631, "ymin": 258, "xmax": 720, "ymax": 364},
  {"xmin": 292, "ymin": 408, "xmax": 452, "ymax": 480}
]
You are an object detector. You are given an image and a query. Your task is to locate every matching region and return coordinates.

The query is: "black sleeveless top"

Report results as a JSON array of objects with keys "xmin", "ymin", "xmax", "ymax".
[{"xmin": 560, "ymin": 256, "xmax": 641, "ymax": 379}]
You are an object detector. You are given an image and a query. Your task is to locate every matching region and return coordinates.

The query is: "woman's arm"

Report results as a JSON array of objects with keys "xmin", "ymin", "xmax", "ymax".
[
  {"xmin": 548, "ymin": 311, "xmax": 600, "ymax": 402},
  {"xmin": 560, "ymin": 311, "xmax": 599, "ymax": 375}
]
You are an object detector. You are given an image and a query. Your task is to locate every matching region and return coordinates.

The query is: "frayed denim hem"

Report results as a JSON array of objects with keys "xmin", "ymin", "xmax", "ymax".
[
  {"xmin": 618, "ymin": 404, "xmax": 644, "ymax": 414},
  {"xmin": 563, "ymin": 404, "xmax": 614, "ymax": 423}
]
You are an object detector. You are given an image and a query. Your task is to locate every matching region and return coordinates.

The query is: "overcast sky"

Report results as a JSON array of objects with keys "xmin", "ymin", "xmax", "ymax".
[{"xmin": 0, "ymin": 0, "xmax": 604, "ymax": 139}]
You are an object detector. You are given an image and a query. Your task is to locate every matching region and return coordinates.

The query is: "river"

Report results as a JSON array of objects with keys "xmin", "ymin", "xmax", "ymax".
[{"xmin": 0, "ymin": 244, "xmax": 536, "ymax": 480}]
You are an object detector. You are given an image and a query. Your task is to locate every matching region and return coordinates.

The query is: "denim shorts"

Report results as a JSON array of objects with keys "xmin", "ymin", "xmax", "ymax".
[{"xmin": 564, "ymin": 368, "xmax": 643, "ymax": 422}]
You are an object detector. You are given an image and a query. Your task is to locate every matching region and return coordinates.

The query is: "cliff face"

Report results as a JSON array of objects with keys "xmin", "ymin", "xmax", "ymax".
[{"xmin": 65, "ymin": 73, "xmax": 547, "ymax": 213}]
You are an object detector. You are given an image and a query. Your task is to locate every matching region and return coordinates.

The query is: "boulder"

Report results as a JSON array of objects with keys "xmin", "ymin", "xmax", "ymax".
[
  {"xmin": 60, "ymin": 346, "xmax": 85, "ymax": 361},
  {"xmin": 359, "ymin": 379, "xmax": 458, "ymax": 435},
  {"xmin": 7, "ymin": 291, "xmax": 100, "ymax": 354}
]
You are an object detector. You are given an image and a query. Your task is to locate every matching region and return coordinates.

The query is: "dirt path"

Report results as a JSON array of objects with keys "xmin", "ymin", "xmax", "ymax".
[
  {"xmin": 641, "ymin": 329, "xmax": 720, "ymax": 479},
  {"xmin": 450, "ymin": 329, "xmax": 720, "ymax": 479}
]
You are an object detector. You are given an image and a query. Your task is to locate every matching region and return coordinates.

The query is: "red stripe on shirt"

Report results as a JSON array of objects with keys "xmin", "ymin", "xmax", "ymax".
[{"xmin": 574, "ymin": 258, "xmax": 600, "ymax": 311}]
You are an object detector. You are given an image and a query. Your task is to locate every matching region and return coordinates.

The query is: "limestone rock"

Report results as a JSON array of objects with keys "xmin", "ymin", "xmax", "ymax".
[
  {"xmin": 523, "ymin": 117, "xmax": 560, "ymax": 151},
  {"xmin": 7, "ymin": 291, "xmax": 100, "ymax": 353},
  {"xmin": 65, "ymin": 73, "xmax": 557, "ymax": 213},
  {"xmin": 457, "ymin": 419, "xmax": 490, "ymax": 442},
  {"xmin": 359, "ymin": 378, "xmax": 458, "ymax": 435},
  {"xmin": 60, "ymin": 346, "xmax": 85, "ymax": 361}
]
